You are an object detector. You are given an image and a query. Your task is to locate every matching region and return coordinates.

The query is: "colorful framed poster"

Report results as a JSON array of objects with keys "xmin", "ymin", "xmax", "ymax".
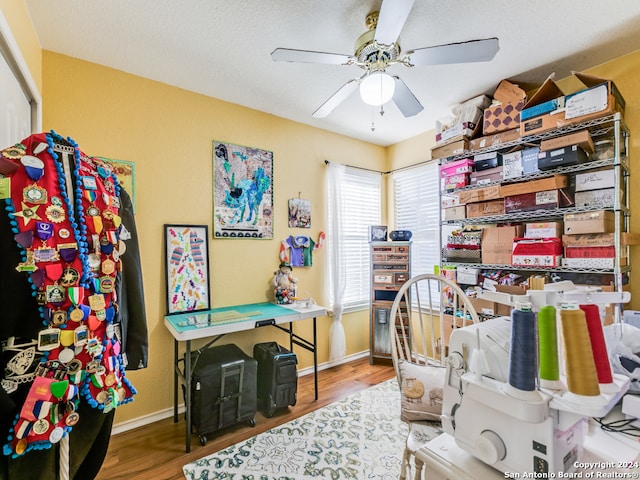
[
  {"xmin": 99, "ymin": 157, "xmax": 136, "ymax": 213},
  {"xmin": 288, "ymin": 198, "xmax": 311, "ymax": 228},
  {"xmin": 164, "ymin": 224, "xmax": 211, "ymax": 315},
  {"xmin": 213, "ymin": 141, "xmax": 273, "ymax": 238}
]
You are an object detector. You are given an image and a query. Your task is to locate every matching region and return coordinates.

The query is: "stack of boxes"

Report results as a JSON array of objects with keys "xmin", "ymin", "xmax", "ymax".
[{"xmin": 437, "ymin": 70, "xmax": 630, "ymax": 310}]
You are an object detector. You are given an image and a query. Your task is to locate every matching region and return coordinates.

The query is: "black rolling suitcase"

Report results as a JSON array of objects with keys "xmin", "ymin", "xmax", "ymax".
[
  {"xmin": 187, "ymin": 343, "xmax": 257, "ymax": 445},
  {"xmin": 253, "ymin": 342, "xmax": 298, "ymax": 417}
]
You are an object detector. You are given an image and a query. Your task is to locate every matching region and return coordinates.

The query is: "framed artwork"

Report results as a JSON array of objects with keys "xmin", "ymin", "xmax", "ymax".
[
  {"xmin": 213, "ymin": 140, "xmax": 273, "ymax": 238},
  {"xmin": 288, "ymin": 198, "xmax": 311, "ymax": 228},
  {"xmin": 99, "ymin": 157, "xmax": 137, "ymax": 213},
  {"xmin": 164, "ymin": 224, "xmax": 211, "ymax": 315},
  {"xmin": 369, "ymin": 225, "xmax": 388, "ymax": 242}
]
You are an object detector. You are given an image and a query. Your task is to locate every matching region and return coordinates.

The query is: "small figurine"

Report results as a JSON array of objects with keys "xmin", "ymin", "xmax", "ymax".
[{"xmin": 273, "ymin": 261, "xmax": 298, "ymax": 304}]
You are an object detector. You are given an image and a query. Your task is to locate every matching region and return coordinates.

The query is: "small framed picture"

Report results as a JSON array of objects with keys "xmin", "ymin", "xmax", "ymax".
[
  {"xmin": 369, "ymin": 225, "xmax": 388, "ymax": 242},
  {"xmin": 164, "ymin": 224, "xmax": 211, "ymax": 314}
]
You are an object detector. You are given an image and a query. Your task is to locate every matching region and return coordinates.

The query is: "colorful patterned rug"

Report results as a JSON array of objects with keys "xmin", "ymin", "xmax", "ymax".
[{"xmin": 183, "ymin": 379, "xmax": 439, "ymax": 479}]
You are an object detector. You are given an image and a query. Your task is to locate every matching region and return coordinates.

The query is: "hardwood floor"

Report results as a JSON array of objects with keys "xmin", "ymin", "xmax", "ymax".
[{"xmin": 96, "ymin": 357, "xmax": 396, "ymax": 480}]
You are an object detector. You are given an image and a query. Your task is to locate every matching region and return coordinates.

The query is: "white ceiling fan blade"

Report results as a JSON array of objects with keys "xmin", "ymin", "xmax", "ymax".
[
  {"xmin": 391, "ymin": 76, "xmax": 423, "ymax": 117},
  {"xmin": 374, "ymin": 0, "xmax": 415, "ymax": 46},
  {"xmin": 271, "ymin": 48, "xmax": 354, "ymax": 65},
  {"xmin": 408, "ymin": 38, "xmax": 500, "ymax": 66},
  {"xmin": 312, "ymin": 78, "xmax": 360, "ymax": 118}
]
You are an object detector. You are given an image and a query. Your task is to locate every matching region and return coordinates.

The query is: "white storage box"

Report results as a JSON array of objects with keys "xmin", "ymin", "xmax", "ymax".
[
  {"xmin": 456, "ymin": 266, "xmax": 480, "ymax": 285},
  {"xmin": 574, "ymin": 169, "xmax": 615, "ymax": 192}
]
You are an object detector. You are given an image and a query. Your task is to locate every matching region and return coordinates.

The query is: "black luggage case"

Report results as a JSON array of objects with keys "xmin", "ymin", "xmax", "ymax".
[
  {"xmin": 187, "ymin": 343, "xmax": 257, "ymax": 445},
  {"xmin": 253, "ymin": 342, "xmax": 298, "ymax": 417}
]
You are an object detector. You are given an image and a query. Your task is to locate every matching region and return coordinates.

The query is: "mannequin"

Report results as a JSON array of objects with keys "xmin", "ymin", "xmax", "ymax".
[{"xmin": 0, "ymin": 132, "xmax": 148, "ymax": 479}]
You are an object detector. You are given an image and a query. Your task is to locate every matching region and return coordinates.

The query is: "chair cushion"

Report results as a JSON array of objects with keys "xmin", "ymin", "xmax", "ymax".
[{"xmin": 398, "ymin": 359, "xmax": 446, "ymax": 423}]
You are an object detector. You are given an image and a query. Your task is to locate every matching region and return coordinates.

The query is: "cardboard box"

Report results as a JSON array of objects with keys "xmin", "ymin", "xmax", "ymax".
[
  {"xmin": 482, "ymin": 243, "xmax": 513, "ymax": 265},
  {"xmin": 436, "ymin": 120, "xmax": 479, "ymax": 143},
  {"xmin": 538, "ymin": 145, "xmax": 588, "ymax": 170},
  {"xmin": 502, "ymin": 147, "xmax": 543, "ymax": 179},
  {"xmin": 441, "ymin": 173, "xmax": 470, "ymax": 190},
  {"xmin": 483, "ymin": 102, "xmax": 525, "ymax": 135},
  {"xmin": 511, "ymin": 238, "xmax": 563, "ymax": 267},
  {"xmin": 482, "ymin": 225, "xmax": 524, "ymax": 264},
  {"xmin": 519, "ymin": 75, "xmax": 564, "ymax": 125},
  {"xmin": 456, "ymin": 266, "xmax": 480, "ymax": 285},
  {"xmin": 483, "ymin": 225, "xmax": 525, "ymax": 244},
  {"xmin": 457, "ymin": 185, "xmax": 502, "ymax": 204},
  {"xmin": 502, "ymin": 151, "xmax": 524, "ymax": 180},
  {"xmin": 561, "ymin": 257, "xmax": 620, "ymax": 269},
  {"xmin": 622, "ymin": 232, "xmax": 640, "ymax": 245},
  {"xmin": 522, "ymin": 147, "xmax": 541, "ymax": 175},
  {"xmin": 443, "ymin": 205, "xmax": 466, "ymax": 221},
  {"xmin": 563, "ymin": 210, "xmax": 615, "ymax": 234},
  {"xmin": 499, "ymin": 175, "xmax": 569, "ymax": 197},
  {"xmin": 526, "ymin": 222, "xmax": 563, "ymax": 239},
  {"xmin": 468, "ymin": 297, "xmax": 497, "ymax": 316},
  {"xmin": 469, "ymin": 128, "xmax": 520, "ymax": 151},
  {"xmin": 440, "ymin": 158, "xmax": 474, "ymax": 177},
  {"xmin": 494, "ymin": 284, "xmax": 528, "ymax": 316},
  {"xmin": 574, "ymin": 188, "xmax": 616, "ymax": 208},
  {"xmin": 473, "ymin": 151, "xmax": 503, "ymax": 171},
  {"xmin": 441, "ymin": 193, "xmax": 460, "ymax": 208},
  {"xmin": 504, "ymin": 189, "xmax": 574, "ymax": 213},
  {"xmin": 466, "ymin": 199, "xmax": 504, "ymax": 218},
  {"xmin": 470, "ymin": 166, "xmax": 503, "ymax": 186},
  {"xmin": 565, "ymin": 246, "xmax": 615, "ymax": 258},
  {"xmin": 562, "ymin": 233, "xmax": 615, "ymax": 247},
  {"xmin": 574, "ymin": 169, "xmax": 615, "ymax": 192},
  {"xmin": 539, "ymin": 129, "xmax": 594, "ymax": 154},
  {"xmin": 564, "ymin": 73, "xmax": 625, "ymax": 121},
  {"xmin": 520, "ymin": 96, "xmax": 565, "ymax": 122},
  {"xmin": 443, "ymin": 313, "xmax": 479, "ymax": 346},
  {"xmin": 431, "ymin": 137, "xmax": 468, "ymax": 159},
  {"xmin": 520, "ymin": 72, "xmax": 625, "ymax": 137},
  {"xmin": 493, "ymin": 79, "xmax": 528, "ymax": 105}
]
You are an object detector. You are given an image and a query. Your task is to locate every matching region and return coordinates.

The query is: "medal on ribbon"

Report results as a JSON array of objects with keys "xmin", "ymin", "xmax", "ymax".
[
  {"xmin": 67, "ymin": 287, "xmax": 85, "ymax": 322},
  {"xmin": 20, "ymin": 155, "xmax": 44, "ymax": 181},
  {"xmin": 57, "ymin": 242, "xmax": 78, "ymax": 264},
  {"xmin": 35, "ymin": 221, "xmax": 53, "ymax": 241}
]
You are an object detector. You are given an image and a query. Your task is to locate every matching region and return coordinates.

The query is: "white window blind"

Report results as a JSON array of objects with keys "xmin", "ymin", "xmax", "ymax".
[
  {"xmin": 327, "ymin": 166, "xmax": 381, "ymax": 310},
  {"xmin": 393, "ymin": 161, "xmax": 441, "ymax": 278}
]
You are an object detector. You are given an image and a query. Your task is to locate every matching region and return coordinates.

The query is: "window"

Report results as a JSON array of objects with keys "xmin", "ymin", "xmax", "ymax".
[
  {"xmin": 393, "ymin": 162, "xmax": 441, "ymax": 304},
  {"xmin": 326, "ymin": 164, "xmax": 381, "ymax": 311}
]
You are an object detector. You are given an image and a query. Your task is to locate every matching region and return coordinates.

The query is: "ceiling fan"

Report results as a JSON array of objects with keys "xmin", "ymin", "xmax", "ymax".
[{"xmin": 271, "ymin": 0, "xmax": 499, "ymax": 118}]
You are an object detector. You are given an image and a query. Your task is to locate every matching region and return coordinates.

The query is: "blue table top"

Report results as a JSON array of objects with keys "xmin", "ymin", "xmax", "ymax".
[{"xmin": 164, "ymin": 301, "xmax": 326, "ymax": 341}]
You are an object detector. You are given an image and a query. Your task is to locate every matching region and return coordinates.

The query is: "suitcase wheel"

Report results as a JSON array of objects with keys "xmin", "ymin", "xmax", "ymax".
[
  {"xmin": 249, "ymin": 418, "xmax": 256, "ymax": 427},
  {"xmin": 199, "ymin": 434, "xmax": 207, "ymax": 446}
]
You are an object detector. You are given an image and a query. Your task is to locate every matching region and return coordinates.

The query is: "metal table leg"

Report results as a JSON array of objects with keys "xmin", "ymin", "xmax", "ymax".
[{"xmin": 184, "ymin": 339, "xmax": 192, "ymax": 453}]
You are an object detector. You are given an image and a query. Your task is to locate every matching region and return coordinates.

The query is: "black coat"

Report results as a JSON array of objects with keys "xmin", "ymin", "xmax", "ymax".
[{"xmin": 0, "ymin": 139, "xmax": 148, "ymax": 479}]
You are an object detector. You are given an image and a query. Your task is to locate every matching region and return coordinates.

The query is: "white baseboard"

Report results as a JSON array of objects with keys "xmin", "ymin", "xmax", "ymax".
[{"xmin": 111, "ymin": 350, "xmax": 370, "ymax": 435}]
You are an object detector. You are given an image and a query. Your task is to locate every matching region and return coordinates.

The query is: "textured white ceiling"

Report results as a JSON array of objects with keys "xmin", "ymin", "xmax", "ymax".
[{"xmin": 24, "ymin": 0, "xmax": 640, "ymax": 146}]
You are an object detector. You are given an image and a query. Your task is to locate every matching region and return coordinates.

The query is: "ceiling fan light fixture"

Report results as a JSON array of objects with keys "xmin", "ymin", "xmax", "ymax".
[{"xmin": 359, "ymin": 71, "xmax": 395, "ymax": 106}]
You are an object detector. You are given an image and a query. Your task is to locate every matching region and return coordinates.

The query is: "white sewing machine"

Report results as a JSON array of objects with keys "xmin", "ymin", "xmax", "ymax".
[{"xmin": 441, "ymin": 303, "xmax": 630, "ymax": 476}]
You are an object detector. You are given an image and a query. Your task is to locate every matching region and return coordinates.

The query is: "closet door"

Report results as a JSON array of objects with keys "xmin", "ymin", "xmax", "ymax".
[{"xmin": 0, "ymin": 11, "xmax": 41, "ymax": 146}]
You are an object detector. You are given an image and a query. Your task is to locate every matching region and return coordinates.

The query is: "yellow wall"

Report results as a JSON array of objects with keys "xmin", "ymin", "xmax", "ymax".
[
  {"xmin": 0, "ymin": 0, "xmax": 42, "ymax": 92},
  {"xmin": 39, "ymin": 51, "xmax": 386, "ymax": 423}
]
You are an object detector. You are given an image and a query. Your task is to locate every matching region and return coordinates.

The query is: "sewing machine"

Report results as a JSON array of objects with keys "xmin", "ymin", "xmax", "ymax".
[{"xmin": 441, "ymin": 284, "xmax": 631, "ymax": 476}]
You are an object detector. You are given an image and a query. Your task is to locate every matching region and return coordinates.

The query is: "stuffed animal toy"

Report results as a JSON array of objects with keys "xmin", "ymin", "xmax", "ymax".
[{"xmin": 273, "ymin": 262, "xmax": 298, "ymax": 304}]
